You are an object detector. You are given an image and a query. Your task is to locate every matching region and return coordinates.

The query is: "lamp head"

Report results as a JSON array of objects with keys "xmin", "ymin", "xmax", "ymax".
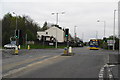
[
  {"xmin": 51, "ymin": 13, "xmax": 55, "ymax": 15},
  {"xmin": 97, "ymin": 20, "xmax": 100, "ymax": 22},
  {"xmin": 61, "ymin": 12, "xmax": 65, "ymax": 14}
]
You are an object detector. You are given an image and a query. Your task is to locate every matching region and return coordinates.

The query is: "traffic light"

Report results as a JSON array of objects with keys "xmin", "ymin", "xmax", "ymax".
[
  {"xmin": 65, "ymin": 29, "xmax": 69, "ymax": 42},
  {"xmin": 15, "ymin": 30, "xmax": 19, "ymax": 38},
  {"xmin": 103, "ymin": 37, "xmax": 107, "ymax": 42},
  {"xmin": 65, "ymin": 29, "xmax": 69, "ymax": 37}
]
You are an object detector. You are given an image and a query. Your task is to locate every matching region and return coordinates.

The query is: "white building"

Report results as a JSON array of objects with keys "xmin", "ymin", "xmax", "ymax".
[{"xmin": 37, "ymin": 26, "xmax": 65, "ymax": 42}]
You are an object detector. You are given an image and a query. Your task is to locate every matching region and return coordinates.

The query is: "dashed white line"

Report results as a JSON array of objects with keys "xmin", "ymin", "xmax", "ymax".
[{"xmin": 3, "ymin": 55, "xmax": 60, "ymax": 78}]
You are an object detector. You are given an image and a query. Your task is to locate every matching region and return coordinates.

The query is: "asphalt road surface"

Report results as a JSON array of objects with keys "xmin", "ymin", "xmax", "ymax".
[{"xmin": 2, "ymin": 47, "xmax": 119, "ymax": 79}]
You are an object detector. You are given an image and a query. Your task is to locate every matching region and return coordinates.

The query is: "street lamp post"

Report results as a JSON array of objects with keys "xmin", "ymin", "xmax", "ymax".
[
  {"xmin": 113, "ymin": 10, "xmax": 117, "ymax": 50},
  {"xmin": 13, "ymin": 12, "xmax": 17, "ymax": 30},
  {"xmin": 51, "ymin": 12, "xmax": 65, "ymax": 48},
  {"xmin": 74, "ymin": 26, "xmax": 77, "ymax": 42},
  {"xmin": 13, "ymin": 12, "xmax": 18, "ymax": 46},
  {"xmin": 119, "ymin": 1, "xmax": 120, "ymax": 54},
  {"xmin": 97, "ymin": 20, "xmax": 106, "ymax": 38},
  {"xmin": 96, "ymin": 31, "xmax": 98, "ymax": 39},
  {"xmin": 82, "ymin": 32, "xmax": 84, "ymax": 41}
]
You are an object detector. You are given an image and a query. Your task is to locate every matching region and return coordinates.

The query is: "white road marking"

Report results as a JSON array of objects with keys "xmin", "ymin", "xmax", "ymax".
[
  {"xmin": 99, "ymin": 63, "xmax": 116, "ymax": 80},
  {"xmin": 99, "ymin": 66, "xmax": 104, "ymax": 80},
  {"xmin": 3, "ymin": 55, "xmax": 60, "ymax": 77},
  {"xmin": 109, "ymin": 65, "xmax": 116, "ymax": 67}
]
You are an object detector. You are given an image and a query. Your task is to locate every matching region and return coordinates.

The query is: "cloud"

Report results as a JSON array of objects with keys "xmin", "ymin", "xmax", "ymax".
[{"xmin": 1, "ymin": 1, "xmax": 118, "ymax": 41}]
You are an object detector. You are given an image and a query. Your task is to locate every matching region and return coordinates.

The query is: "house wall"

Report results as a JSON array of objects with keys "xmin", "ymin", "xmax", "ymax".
[{"xmin": 37, "ymin": 26, "xmax": 64, "ymax": 42}]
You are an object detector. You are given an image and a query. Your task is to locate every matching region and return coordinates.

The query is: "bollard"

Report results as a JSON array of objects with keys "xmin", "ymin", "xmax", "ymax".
[
  {"xmin": 18, "ymin": 45, "xmax": 20, "ymax": 50},
  {"xmin": 64, "ymin": 47, "xmax": 67, "ymax": 54},
  {"xmin": 69, "ymin": 46, "xmax": 72, "ymax": 53},
  {"xmin": 28, "ymin": 45, "xmax": 30, "ymax": 50},
  {"xmin": 62, "ymin": 47, "xmax": 74, "ymax": 56},
  {"xmin": 15, "ymin": 46, "xmax": 18, "ymax": 55}
]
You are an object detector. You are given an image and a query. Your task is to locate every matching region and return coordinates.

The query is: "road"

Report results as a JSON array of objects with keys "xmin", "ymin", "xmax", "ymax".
[{"xmin": 2, "ymin": 47, "xmax": 119, "ymax": 79}]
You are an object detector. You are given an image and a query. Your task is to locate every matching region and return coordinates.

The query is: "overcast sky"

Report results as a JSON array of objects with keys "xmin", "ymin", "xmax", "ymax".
[{"xmin": 1, "ymin": 0, "xmax": 120, "ymax": 42}]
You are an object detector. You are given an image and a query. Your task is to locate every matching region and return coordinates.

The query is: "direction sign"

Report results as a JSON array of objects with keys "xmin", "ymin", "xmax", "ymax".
[{"xmin": 107, "ymin": 40, "xmax": 115, "ymax": 46}]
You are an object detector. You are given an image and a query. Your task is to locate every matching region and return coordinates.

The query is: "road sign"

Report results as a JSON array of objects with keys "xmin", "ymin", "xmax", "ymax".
[
  {"xmin": 107, "ymin": 40, "xmax": 115, "ymax": 44},
  {"xmin": 107, "ymin": 40, "xmax": 115, "ymax": 46}
]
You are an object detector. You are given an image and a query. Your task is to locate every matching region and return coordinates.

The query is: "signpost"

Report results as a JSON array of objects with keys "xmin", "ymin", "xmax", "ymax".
[{"xmin": 107, "ymin": 40, "xmax": 115, "ymax": 50}]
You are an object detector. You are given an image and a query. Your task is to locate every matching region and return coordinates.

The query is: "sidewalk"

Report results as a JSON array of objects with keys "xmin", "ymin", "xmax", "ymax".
[
  {"xmin": 108, "ymin": 54, "xmax": 120, "ymax": 79},
  {"xmin": 111, "ymin": 65, "xmax": 119, "ymax": 79}
]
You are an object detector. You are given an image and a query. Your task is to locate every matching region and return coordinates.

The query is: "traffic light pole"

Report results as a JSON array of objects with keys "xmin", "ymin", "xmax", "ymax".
[
  {"xmin": 67, "ymin": 40, "xmax": 69, "ymax": 48},
  {"xmin": 66, "ymin": 35, "xmax": 68, "ymax": 47},
  {"xmin": 55, "ymin": 13, "xmax": 58, "ymax": 48},
  {"xmin": 15, "ymin": 30, "xmax": 19, "ymax": 46}
]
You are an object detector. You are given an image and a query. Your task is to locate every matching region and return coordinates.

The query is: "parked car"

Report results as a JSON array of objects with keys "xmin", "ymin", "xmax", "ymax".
[{"xmin": 4, "ymin": 44, "xmax": 17, "ymax": 49}]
